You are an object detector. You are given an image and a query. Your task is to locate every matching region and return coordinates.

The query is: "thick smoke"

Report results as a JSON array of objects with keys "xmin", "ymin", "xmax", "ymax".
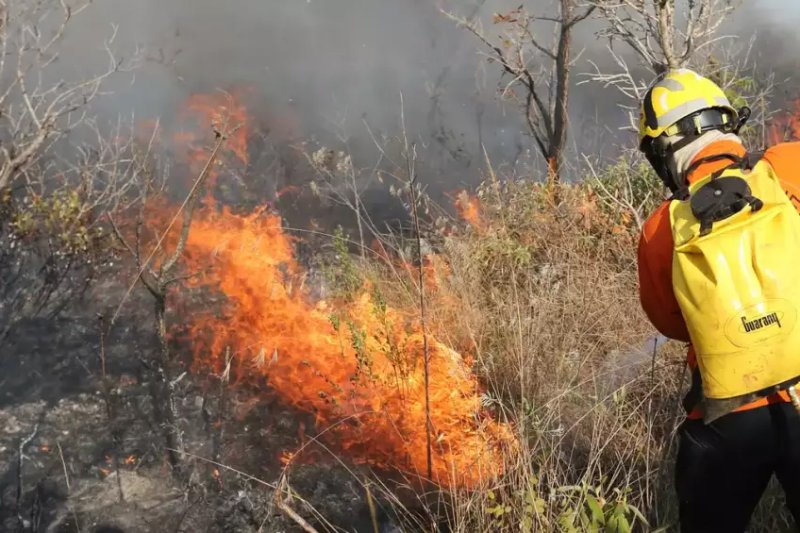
[{"xmin": 53, "ymin": 0, "xmax": 800, "ymax": 196}]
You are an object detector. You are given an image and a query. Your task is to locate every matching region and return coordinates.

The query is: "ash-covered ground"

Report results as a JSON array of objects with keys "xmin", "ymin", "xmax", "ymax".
[{"xmin": 0, "ymin": 280, "xmax": 411, "ymax": 532}]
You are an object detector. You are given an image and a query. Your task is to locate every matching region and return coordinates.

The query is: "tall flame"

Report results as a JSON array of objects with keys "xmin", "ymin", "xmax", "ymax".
[
  {"xmin": 181, "ymin": 208, "xmax": 514, "ymax": 488},
  {"xmin": 156, "ymin": 92, "xmax": 516, "ymax": 489},
  {"xmin": 173, "ymin": 90, "xmax": 251, "ymax": 193}
]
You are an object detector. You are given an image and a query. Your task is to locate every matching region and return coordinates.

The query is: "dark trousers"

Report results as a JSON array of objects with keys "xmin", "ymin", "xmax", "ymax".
[{"xmin": 677, "ymin": 402, "xmax": 800, "ymax": 532}]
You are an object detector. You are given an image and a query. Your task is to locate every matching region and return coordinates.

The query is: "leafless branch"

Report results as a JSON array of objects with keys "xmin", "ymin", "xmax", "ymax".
[
  {"xmin": 444, "ymin": 1, "xmax": 592, "ymax": 184},
  {"xmin": 0, "ymin": 0, "xmax": 134, "ymax": 192},
  {"xmin": 111, "ymin": 124, "xmax": 232, "ymax": 323},
  {"xmin": 398, "ymin": 92, "xmax": 433, "ymax": 481},
  {"xmin": 55, "ymin": 441, "xmax": 83, "ymax": 532},
  {"xmin": 275, "ymin": 477, "xmax": 320, "ymax": 533},
  {"xmin": 159, "ymin": 130, "xmax": 227, "ymax": 279},
  {"xmin": 581, "ymin": 0, "xmax": 741, "ymax": 127}
]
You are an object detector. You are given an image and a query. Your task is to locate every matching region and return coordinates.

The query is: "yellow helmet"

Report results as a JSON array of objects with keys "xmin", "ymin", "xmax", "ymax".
[{"xmin": 638, "ymin": 68, "xmax": 738, "ymax": 148}]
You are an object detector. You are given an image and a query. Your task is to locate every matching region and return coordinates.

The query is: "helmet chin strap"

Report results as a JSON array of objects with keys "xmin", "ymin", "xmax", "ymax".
[{"xmin": 645, "ymin": 130, "xmax": 745, "ymax": 193}]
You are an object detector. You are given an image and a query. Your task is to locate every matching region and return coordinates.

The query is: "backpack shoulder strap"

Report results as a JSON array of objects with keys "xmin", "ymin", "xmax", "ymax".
[
  {"xmin": 671, "ymin": 150, "xmax": 766, "ymax": 203},
  {"xmin": 683, "ymin": 153, "xmax": 743, "ymax": 181},
  {"xmin": 669, "ymin": 187, "xmax": 690, "ymax": 202},
  {"xmin": 741, "ymin": 150, "xmax": 765, "ymax": 171}
]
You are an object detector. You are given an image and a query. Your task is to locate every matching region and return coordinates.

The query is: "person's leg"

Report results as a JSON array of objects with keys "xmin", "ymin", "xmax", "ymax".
[
  {"xmin": 676, "ymin": 408, "xmax": 775, "ymax": 533},
  {"xmin": 771, "ymin": 402, "xmax": 800, "ymax": 529}
]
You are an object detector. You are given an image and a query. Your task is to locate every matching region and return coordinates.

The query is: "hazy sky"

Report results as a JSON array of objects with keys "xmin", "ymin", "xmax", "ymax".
[{"xmin": 49, "ymin": 0, "xmax": 800, "ymax": 189}]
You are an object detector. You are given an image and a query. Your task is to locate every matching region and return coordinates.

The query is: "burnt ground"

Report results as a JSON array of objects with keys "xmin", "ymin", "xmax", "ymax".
[{"xmin": 0, "ymin": 280, "xmax": 420, "ymax": 533}]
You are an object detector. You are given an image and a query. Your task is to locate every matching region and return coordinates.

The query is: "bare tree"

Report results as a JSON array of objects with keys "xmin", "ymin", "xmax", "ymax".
[
  {"xmin": 0, "ymin": 0, "xmax": 129, "ymax": 192},
  {"xmin": 582, "ymin": 0, "xmax": 739, "ymax": 130},
  {"xmin": 108, "ymin": 114, "xmax": 237, "ymax": 471},
  {"xmin": 0, "ymin": 0, "xmax": 134, "ymax": 344},
  {"xmin": 444, "ymin": 1, "xmax": 595, "ymax": 185}
]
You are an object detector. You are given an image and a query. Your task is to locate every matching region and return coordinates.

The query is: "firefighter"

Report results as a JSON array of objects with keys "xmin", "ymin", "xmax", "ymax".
[{"xmin": 637, "ymin": 68, "xmax": 800, "ymax": 532}]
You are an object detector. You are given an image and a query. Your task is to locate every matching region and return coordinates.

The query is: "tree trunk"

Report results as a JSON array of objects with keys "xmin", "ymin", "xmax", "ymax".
[
  {"xmin": 152, "ymin": 293, "xmax": 183, "ymax": 469},
  {"xmin": 548, "ymin": 0, "xmax": 574, "ymax": 186},
  {"xmin": 657, "ymin": 0, "xmax": 678, "ymax": 71}
]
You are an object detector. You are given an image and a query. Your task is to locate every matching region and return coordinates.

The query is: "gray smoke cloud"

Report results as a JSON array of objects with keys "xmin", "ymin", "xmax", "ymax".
[{"xmin": 51, "ymin": 0, "xmax": 800, "ymax": 197}]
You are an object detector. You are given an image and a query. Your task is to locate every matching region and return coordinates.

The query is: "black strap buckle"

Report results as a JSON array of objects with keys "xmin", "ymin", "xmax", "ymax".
[{"xmin": 690, "ymin": 176, "xmax": 762, "ymax": 236}]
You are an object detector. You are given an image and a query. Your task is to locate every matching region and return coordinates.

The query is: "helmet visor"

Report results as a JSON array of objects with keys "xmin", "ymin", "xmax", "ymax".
[{"xmin": 664, "ymin": 108, "xmax": 735, "ymax": 137}]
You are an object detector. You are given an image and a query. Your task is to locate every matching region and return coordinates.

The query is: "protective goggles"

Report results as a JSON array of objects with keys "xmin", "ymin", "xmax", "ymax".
[{"xmin": 663, "ymin": 108, "xmax": 735, "ymax": 137}]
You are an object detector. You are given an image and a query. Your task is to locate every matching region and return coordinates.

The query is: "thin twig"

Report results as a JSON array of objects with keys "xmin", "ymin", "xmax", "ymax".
[
  {"xmin": 56, "ymin": 441, "xmax": 82, "ymax": 532},
  {"xmin": 365, "ymin": 480, "xmax": 380, "ymax": 533},
  {"xmin": 16, "ymin": 423, "xmax": 39, "ymax": 527},
  {"xmin": 97, "ymin": 314, "xmax": 124, "ymax": 502},
  {"xmin": 214, "ymin": 348, "xmax": 232, "ymax": 463},
  {"xmin": 110, "ymin": 127, "xmax": 233, "ymax": 324},
  {"xmin": 275, "ymin": 498, "xmax": 319, "ymax": 533},
  {"xmin": 645, "ymin": 336, "xmax": 658, "ymax": 522},
  {"xmin": 274, "ymin": 478, "xmax": 320, "ymax": 533},
  {"xmin": 400, "ymin": 93, "xmax": 433, "ymax": 481},
  {"xmin": 167, "ymin": 449, "xmax": 277, "ymax": 489}
]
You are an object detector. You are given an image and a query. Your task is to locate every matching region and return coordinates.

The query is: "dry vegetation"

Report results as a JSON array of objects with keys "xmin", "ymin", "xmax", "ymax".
[
  {"xmin": 356, "ymin": 164, "xmax": 683, "ymax": 532},
  {"xmin": 3, "ymin": 1, "xmax": 800, "ymax": 532},
  {"xmin": 338, "ymin": 156, "xmax": 794, "ymax": 532}
]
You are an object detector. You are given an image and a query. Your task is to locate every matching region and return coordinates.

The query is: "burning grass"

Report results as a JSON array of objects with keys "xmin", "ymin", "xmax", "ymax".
[
  {"xmin": 176, "ymin": 204, "xmax": 516, "ymax": 489},
  {"xmin": 423, "ymin": 180, "xmax": 679, "ymax": 530},
  {"xmin": 129, "ymin": 91, "xmax": 517, "ymax": 493},
  {"xmin": 137, "ymin": 91, "xmax": 682, "ymax": 529},
  {"xmin": 116, "ymin": 92, "xmax": 799, "ymax": 531},
  {"xmin": 407, "ymin": 170, "xmax": 795, "ymax": 531}
]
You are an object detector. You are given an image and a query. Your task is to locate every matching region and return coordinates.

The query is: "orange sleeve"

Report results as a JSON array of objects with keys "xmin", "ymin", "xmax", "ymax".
[
  {"xmin": 763, "ymin": 142, "xmax": 800, "ymax": 212},
  {"xmin": 637, "ymin": 202, "xmax": 691, "ymax": 342}
]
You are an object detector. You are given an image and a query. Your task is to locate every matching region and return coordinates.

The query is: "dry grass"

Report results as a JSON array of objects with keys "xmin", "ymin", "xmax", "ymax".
[{"xmin": 351, "ymin": 170, "xmax": 795, "ymax": 531}]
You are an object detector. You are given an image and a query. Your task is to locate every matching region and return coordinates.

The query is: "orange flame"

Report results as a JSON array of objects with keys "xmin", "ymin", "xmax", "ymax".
[
  {"xmin": 179, "ymin": 206, "xmax": 514, "ymax": 488},
  {"xmin": 145, "ymin": 90, "xmax": 516, "ymax": 490},
  {"xmin": 280, "ymin": 451, "xmax": 296, "ymax": 466},
  {"xmin": 178, "ymin": 91, "xmax": 250, "ymax": 166},
  {"xmin": 173, "ymin": 89, "xmax": 252, "ymax": 195},
  {"xmin": 769, "ymin": 98, "xmax": 800, "ymax": 145},
  {"xmin": 454, "ymin": 190, "xmax": 483, "ymax": 230}
]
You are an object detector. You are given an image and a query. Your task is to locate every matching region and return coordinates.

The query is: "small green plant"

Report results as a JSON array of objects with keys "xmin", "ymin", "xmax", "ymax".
[
  {"xmin": 588, "ymin": 155, "xmax": 663, "ymax": 231},
  {"xmin": 348, "ymin": 319, "xmax": 373, "ymax": 382},
  {"xmin": 482, "ymin": 482, "xmax": 645, "ymax": 533},
  {"xmin": 485, "ymin": 483, "xmax": 549, "ymax": 532},
  {"xmin": 484, "ymin": 489, "xmax": 514, "ymax": 529},
  {"xmin": 10, "ymin": 189, "xmax": 103, "ymax": 254},
  {"xmin": 555, "ymin": 485, "xmax": 647, "ymax": 533},
  {"xmin": 322, "ymin": 225, "xmax": 363, "ymax": 299},
  {"xmin": 370, "ymin": 285, "xmax": 413, "ymax": 383}
]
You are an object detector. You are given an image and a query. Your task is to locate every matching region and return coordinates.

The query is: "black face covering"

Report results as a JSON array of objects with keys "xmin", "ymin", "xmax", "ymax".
[
  {"xmin": 641, "ymin": 107, "xmax": 751, "ymax": 194},
  {"xmin": 642, "ymin": 134, "xmax": 696, "ymax": 193}
]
